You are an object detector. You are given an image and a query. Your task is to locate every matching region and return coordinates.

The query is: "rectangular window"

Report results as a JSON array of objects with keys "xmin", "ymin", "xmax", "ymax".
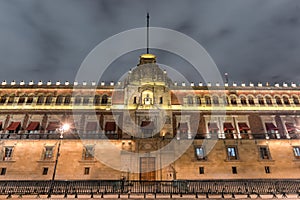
[
  {"xmin": 232, "ymin": 166, "xmax": 237, "ymax": 174},
  {"xmin": 227, "ymin": 146, "xmax": 238, "ymax": 160},
  {"xmin": 265, "ymin": 166, "xmax": 270, "ymax": 174},
  {"xmin": 0, "ymin": 168, "xmax": 6, "ymax": 175},
  {"xmin": 44, "ymin": 147, "xmax": 54, "ymax": 160},
  {"xmin": 195, "ymin": 147, "xmax": 206, "ymax": 160},
  {"xmin": 4, "ymin": 147, "xmax": 13, "ymax": 161},
  {"xmin": 84, "ymin": 167, "xmax": 90, "ymax": 175},
  {"xmin": 199, "ymin": 167, "xmax": 204, "ymax": 174},
  {"xmin": 259, "ymin": 146, "xmax": 271, "ymax": 160},
  {"xmin": 83, "ymin": 146, "xmax": 94, "ymax": 160},
  {"xmin": 42, "ymin": 168, "xmax": 48, "ymax": 175},
  {"xmin": 294, "ymin": 147, "xmax": 300, "ymax": 158},
  {"xmin": 159, "ymin": 97, "xmax": 163, "ymax": 104}
]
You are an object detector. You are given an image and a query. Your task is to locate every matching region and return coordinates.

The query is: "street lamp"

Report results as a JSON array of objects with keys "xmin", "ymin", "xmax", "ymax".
[{"xmin": 47, "ymin": 123, "xmax": 70, "ymax": 198}]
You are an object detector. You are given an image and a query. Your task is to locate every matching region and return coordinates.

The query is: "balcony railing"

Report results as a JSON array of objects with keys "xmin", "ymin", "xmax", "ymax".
[
  {"xmin": 0, "ymin": 131, "xmax": 299, "ymax": 140},
  {"xmin": 0, "ymin": 179, "xmax": 299, "ymax": 198}
]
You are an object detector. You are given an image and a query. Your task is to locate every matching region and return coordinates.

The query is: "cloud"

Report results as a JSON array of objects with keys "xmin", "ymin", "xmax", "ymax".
[{"xmin": 0, "ymin": 0, "xmax": 299, "ymax": 84}]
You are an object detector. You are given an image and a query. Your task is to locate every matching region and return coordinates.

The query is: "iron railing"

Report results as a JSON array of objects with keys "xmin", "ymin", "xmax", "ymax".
[
  {"xmin": 0, "ymin": 179, "xmax": 299, "ymax": 197},
  {"xmin": 0, "ymin": 132, "xmax": 299, "ymax": 140}
]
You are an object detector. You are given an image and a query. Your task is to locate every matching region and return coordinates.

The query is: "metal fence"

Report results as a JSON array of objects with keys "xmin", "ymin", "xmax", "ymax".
[{"xmin": 0, "ymin": 179, "xmax": 299, "ymax": 197}]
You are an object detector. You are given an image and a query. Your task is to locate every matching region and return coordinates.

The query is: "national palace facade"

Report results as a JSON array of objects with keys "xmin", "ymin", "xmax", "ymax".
[{"xmin": 0, "ymin": 53, "xmax": 300, "ymax": 184}]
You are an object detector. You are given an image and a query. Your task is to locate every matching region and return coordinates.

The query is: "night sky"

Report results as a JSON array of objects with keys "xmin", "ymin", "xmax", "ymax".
[{"xmin": 0, "ymin": 0, "xmax": 300, "ymax": 84}]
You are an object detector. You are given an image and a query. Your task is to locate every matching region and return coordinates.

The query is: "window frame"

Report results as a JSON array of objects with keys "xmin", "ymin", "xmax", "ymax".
[
  {"xmin": 227, "ymin": 146, "xmax": 239, "ymax": 160},
  {"xmin": 0, "ymin": 168, "xmax": 6, "ymax": 175},
  {"xmin": 258, "ymin": 146, "xmax": 271, "ymax": 160},
  {"xmin": 42, "ymin": 167, "xmax": 48, "ymax": 175},
  {"xmin": 43, "ymin": 146, "xmax": 54, "ymax": 160},
  {"xmin": 195, "ymin": 146, "xmax": 206, "ymax": 161},
  {"xmin": 293, "ymin": 146, "xmax": 300, "ymax": 159},
  {"xmin": 199, "ymin": 166, "xmax": 204, "ymax": 174},
  {"xmin": 84, "ymin": 167, "xmax": 90, "ymax": 175},
  {"xmin": 82, "ymin": 145, "xmax": 95, "ymax": 160},
  {"xmin": 3, "ymin": 146, "xmax": 14, "ymax": 161}
]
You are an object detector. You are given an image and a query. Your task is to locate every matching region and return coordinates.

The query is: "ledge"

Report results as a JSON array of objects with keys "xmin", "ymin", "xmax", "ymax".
[
  {"xmin": 0, "ymin": 160, "xmax": 16, "ymax": 163},
  {"xmin": 36, "ymin": 160, "xmax": 55, "ymax": 163},
  {"xmin": 78, "ymin": 160, "xmax": 97, "ymax": 164}
]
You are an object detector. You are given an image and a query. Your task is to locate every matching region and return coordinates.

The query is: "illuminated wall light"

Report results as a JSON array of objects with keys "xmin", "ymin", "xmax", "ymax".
[
  {"xmin": 216, "ymin": 82, "xmax": 220, "ymax": 87},
  {"xmin": 275, "ymin": 83, "xmax": 279, "ymax": 87},
  {"xmin": 91, "ymin": 81, "xmax": 96, "ymax": 86},
  {"xmin": 190, "ymin": 82, "xmax": 194, "ymax": 86},
  {"xmin": 101, "ymin": 81, "xmax": 105, "ymax": 86},
  {"xmin": 291, "ymin": 82, "xmax": 296, "ymax": 87},
  {"xmin": 117, "ymin": 81, "xmax": 121, "ymax": 85},
  {"xmin": 207, "ymin": 82, "xmax": 211, "ymax": 87},
  {"xmin": 2, "ymin": 80, "xmax": 7, "ymax": 85},
  {"xmin": 129, "ymin": 69, "xmax": 132, "ymax": 74},
  {"xmin": 20, "ymin": 80, "xmax": 25, "ymax": 86},
  {"xmin": 74, "ymin": 81, "xmax": 78, "ymax": 86},
  {"xmin": 56, "ymin": 81, "xmax": 61, "ymax": 86},
  {"xmin": 38, "ymin": 80, "xmax": 43, "ymax": 86},
  {"xmin": 65, "ymin": 81, "xmax": 69, "ymax": 86},
  {"xmin": 110, "ymin": 81, "xmax": 114, "ymax": 86},
  {"xmin": 47, "ymin": 81, "xmax": 52, "ymax": 86},
  {"xmin": 198, "ymin": 82, "xmax": 203, "ymax": 86},
  {"xmin": 283, "ymin": 82, "xmax": 288, "ymax": 87},
  {"xmin": 249, "ymin": 82, "xmax": 254, "ymax": 87},
  {"xmin": 266, "ymin": 82, "xmax": 270, "ymax": 87},
  {"xmin": 182, "ymin": 82, "xmax": 186, "ymax": 86},
  {"xmin": 241, "ymin": 82, "xmax": 246, "ymax": 87},
  {"xmin": 82, "ymin": 81, "xmax": 87, "ymax": 86},
  {"xmin": 174, "ymin": 82, "xmax": 178, "ymax": 86},
  {"xmin": 29, "ymin": 80, "xmax": 34, "ymax": 86},
  {"xmin": 163, "ymin": 70, "xmax": 167, "ymax": 74},
  {"xmin": 258, "ymin": 82, "xmax": 262, "ymax": 87},
  {"xmin": 11, "ymin": 80, "xmax": 16, "ymax": 85},
  {"xmin": 224, "ymin": 83, "xmax": 229, "ymax": 87},
  {"xmin": 232, "ymin": 82, "xmax": 237, "ymax": 87}
]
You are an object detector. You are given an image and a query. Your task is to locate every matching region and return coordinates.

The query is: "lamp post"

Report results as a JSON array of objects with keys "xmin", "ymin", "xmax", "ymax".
[{"xmin": 47, "ymin": 123, "xmax": 70, "ymax": 198}]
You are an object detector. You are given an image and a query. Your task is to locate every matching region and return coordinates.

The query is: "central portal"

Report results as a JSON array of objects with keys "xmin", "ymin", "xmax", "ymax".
[{"xmin": 140, "ymin": 157, "xmax": 156, "ymax": 181}]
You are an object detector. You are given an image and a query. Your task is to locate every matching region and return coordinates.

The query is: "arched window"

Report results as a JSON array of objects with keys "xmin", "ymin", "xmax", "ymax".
[
  {"xmin": 248, "ymin": 96, "xmax": 255, "ymax": 105},
  {"xmin": 187, "ymin": 96, "xmax": 193, "ymax": 105},
  {"xmin": 195, "ymin": 96, "xmax": 201, "ymax": 105},
  {"xmin": 265, "ymin": 96, "xmax": 272, "ymax": 105},
  {"xmin": 7, "ymin": 95, "xmax": 15, "ymax": 104},
  {"xmin": 93, "ymin": 95, "xmax": 101, "ymax": 105},
  {"xmin": 56, "ymin": 95, "xmax": 63, "ymax": 105},
  {"xmin": 222, "ymin": 96, "xmax": 229, "ymax": 105},
  {"xmin": 275, "ymin": 96, "xmax": 282, "ymax": 105},
  {"xmin": 230, "ymin": 96, "xmax": 237, "ymax": 105},
  {"xmin": 75, "ymin": 96, "xmax": 82, "ymax": 105},
  {"xmin": 101, "ymin": 95, "xmax": 108, "ymax": 104},
  {"xmin": 258, "ymin": 96, "xmax": 264, "ymax": 105},
  {"xmin": 64, "ymin": 95, "xmax": 71, "ymax": 105},
  {"xmin": 205, "ymin": 96, "xmax": 211, "ymax": 105},
  {"xmin": 293, "ymin": 96, "xmax": 299, "ymax": 105},
  {"xmin": 26, "ymin": 96, "xmax": 34, "ymax": 104},
  {"xmin": 83, "ymin": 97, "xmax": 90, "ymax": 105},
  {"xmin": 240, "ymin": 96, "xmax": 247, "ymax": 105},
  {"xmin": 0, "ymin": 95, "xmax": 7, "ymax": 104},
  {"xmin": 18, "ymin": 95, "xmax": 26, "ymax": 104},
  {"xmin": 283, "ymin": 96, "xmax": 290, "ymax": 105},
  {"xmin": 212, "ymin": 96, "xmax": 219, "ymax": 105},
  {"xmin": 37, "ymin": 95, "xmax": 44, "ymax": 105},
  {"xmin": 45, "ymin": 96, "xmax": 52, "ymax": 105}
]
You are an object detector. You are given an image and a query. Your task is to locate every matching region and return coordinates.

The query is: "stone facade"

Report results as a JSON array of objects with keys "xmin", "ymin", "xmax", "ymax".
[{"xmin": 0, "ymin": 54, "xmax": 300, "ymax": 181}]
